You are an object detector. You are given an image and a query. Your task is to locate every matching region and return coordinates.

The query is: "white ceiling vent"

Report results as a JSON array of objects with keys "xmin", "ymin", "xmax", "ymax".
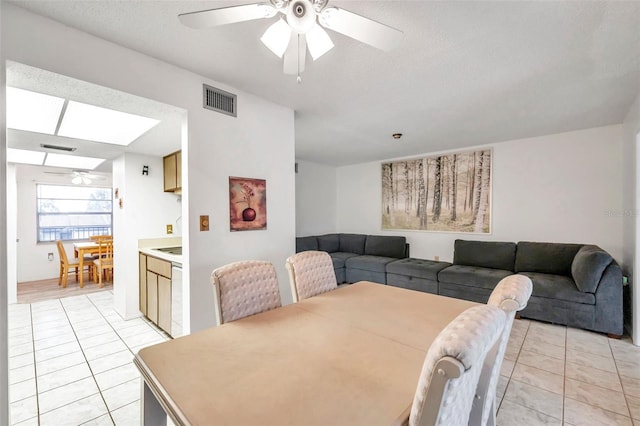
[{"xmin": 203, "ymin": 84, "xmax": 237, "ymax": 117}]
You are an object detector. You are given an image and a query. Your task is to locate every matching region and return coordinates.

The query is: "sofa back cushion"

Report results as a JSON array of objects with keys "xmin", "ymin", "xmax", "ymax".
[
  {"xmin": 339, "ymin": 234, "xmax": 366, "ymax": 254},
  {"xmin": 364, "ymin": 235, "xmax": 406, "ymax": 258},
  {"xmin": 571, "ymin": 245, "xmax": 613, "ymax": 293},
  {"xmin": 515, "ymin": 242, "xmax": 582, "ymax": 276},
  {"xmin": 453, "ymin": 240, "xmax": 516, "ymax": 271},
  {"xmin": 317, "ymin": 234, "xmax": 340, "ymax": 253},
  {"xmin": 296, "ymin": 236, "xmax": 318, "ymax": 253}
]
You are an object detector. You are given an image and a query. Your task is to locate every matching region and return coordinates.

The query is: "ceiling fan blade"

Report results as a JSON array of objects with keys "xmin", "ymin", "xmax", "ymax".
[
  {"xmin": 319, "ymin": 7, "xmax": 403, "ymax": 52},
  {"xmin": 283, "ymin": 34, "xmax": 306, "ymax": 75},
  {"xmin": 179, "ymin": 3, "xmax": 277, "ymax": 29}
]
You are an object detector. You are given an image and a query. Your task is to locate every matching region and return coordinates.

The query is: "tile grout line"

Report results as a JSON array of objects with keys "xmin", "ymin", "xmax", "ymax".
[
  {"xmin": 562, "ymin": 325, "xmax": 567, "ymax": 424},
  {"xmin": 609, "ymin": 336, "xmax": 635, "ymax": 422},
  {"xmin": 30, "ymin": 302, "xmax": 41, "ymax": 426},
  {"xmin": 59, "ymin": 295, "xmax": 117, "ymax": 425}
]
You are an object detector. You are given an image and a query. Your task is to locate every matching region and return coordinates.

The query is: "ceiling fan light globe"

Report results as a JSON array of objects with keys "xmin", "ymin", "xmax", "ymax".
[
  {"xmin": 269, "ymin": 0, "xmax": 289, "ymax": 10},
  {"xmin": 261, "ymin": 19, "xmax": 292, "ymax": 58},
  {"xmin": 306, "ymin": 24, "xmax": 334, "ymax": 60},
  {"xmin": 72, "ymin": 176, "xmax": 82, "ymax": 185},
  {"xmin": 287, "ymin": 0, "xmax": 315, "ymax": 34},
  {"xmin": 311, "ymin": 0, "xmax": 329, "ymax": 14}
]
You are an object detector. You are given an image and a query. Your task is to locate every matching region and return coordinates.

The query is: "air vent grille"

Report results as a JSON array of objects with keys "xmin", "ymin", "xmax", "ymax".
[
  {"xmin": 203, "ymin": 84, "xmax": 237, "ymax": 117},
  {"xmin": 40, "ymin": 144, "xmax": 77, "ymax": 152}
]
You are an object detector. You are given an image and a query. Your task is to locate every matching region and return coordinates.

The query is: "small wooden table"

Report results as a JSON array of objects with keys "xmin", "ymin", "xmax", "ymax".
[
  {"xmin": 73, "ymin": 242, "xmax": 98, "ymax": 288},
  {"xmin": 134, "ymin": 282, "xmax": 479, "ymax": 425}
]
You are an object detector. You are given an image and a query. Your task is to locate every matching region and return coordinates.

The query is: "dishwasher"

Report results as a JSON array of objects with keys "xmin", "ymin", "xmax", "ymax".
[{"xmin": 171, "ymin": 264, "xmax": 183, "ymax": 337}]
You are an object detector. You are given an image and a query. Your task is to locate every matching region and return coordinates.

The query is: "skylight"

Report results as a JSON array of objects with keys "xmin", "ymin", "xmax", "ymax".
[
  {"xmin": 44, "ymin": 153, "xmax": 105, "ymax": 170},
  {"xmin": 7, "ymin": 148, "xmax": 46, "ymax": 165},
  {"xmin": 57, "ymin": 101, "xmax": 160, "ymax": 146},
  {"xmin": 6, "ymin": 87, "xmax": 65, "ymax": 135}
]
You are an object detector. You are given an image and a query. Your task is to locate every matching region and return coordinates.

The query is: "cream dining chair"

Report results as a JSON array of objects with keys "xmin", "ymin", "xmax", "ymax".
[
  {"xmin": 210, "ymin": 260, "xmax": 282, "ymax": 325},
  {"xmin": 394, "ymin": 304, "xmax": 506, "ymax": 426},
  {"xmin": 285, "ymin": 250, "xmax": 338, "ymax": 303},
  {"xmin": 468, "ymin": 274, "xmax": 533, "ymax": 426}
]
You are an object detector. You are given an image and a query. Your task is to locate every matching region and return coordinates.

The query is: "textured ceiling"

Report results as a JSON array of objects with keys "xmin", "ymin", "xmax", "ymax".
[{"xmin": 8, "ymin": 0, "xmax": 640, "ymax": 166}]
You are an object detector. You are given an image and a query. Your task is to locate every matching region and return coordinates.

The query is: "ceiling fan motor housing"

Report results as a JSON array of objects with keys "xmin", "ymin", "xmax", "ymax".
[{"xmin": 287, "ymin": 0, "xmax": 316, "ymax": 34}]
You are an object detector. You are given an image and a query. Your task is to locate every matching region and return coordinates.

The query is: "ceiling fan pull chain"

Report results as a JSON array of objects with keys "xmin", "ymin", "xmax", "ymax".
[{"xmin": 297, "ymin": 33, "xmax": 302, "ymax": 84}]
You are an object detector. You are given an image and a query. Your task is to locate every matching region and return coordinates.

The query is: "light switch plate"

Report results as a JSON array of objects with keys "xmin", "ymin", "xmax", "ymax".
[{"xmin": 200, "ymin": 215, "xmax": 210, "ymax": 231}]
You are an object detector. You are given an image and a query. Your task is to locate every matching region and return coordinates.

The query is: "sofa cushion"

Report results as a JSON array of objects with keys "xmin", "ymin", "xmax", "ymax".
[
  {"xmin": 571, "ymin": 245, "xmax": 613, "ymax": 293},
  {"xmin": 317, "ymin": 234, "xmax": 340, "ymax": 253},
  {"xmin": 521, "ymin": 272, "xmax": 595, "ymax": 305},
  {"xmin": 330, "ymin": 252, "xmax": 360, "ymax": 269},
  {"xmin": 515, "ymin": 242, "xmax": 582, "ymax": 276},
  {"xmin": 386, "ymin": 258, "xmax": 452, "ymax": 281},
  {"xmin": 437, "ymin": 265, "xmax": 513, "ymax": 290},
  {"xmin": 339, "ymin": 234, "xmax": 366, "ymax": 255},
  {"xmin": 364, "ymin": 235, "xmax": 406, "ymax": 258},
  {"xmin": 296, "ymin": 236, "xmax": 318, "ymax": 252},
  {"xmin": 346, "ymin": 255, "xmax": 399, "ymax": 273},
  {"xmin": 453, "ymin": 240, "xmax": 516, "ymax": 271}
]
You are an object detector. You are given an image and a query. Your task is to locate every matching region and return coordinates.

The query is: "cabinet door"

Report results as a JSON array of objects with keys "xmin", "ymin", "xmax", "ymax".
[
  {"xmin": 163, "ymin": 153, "xmax": 177, "ymax": 192},
  {"xmin": 139, "ymin": 253, "xmax": 147, "ymax": 315},
  {"xmin": 158, "ymin": 275, "xmax": 172, "ymax": 334},
  {"xmin": 176, "ymin": 151, "xmax": 182, "ymax": 190},
  {"xmin": 147, "ymin": 272, "xmax": 159, "ymax": 324}
]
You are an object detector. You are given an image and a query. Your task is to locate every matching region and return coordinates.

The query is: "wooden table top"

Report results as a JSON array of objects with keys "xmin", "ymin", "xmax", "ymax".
[{"xmin": 135, "ymin": 282, "xmax": 479, "ymax": 426}]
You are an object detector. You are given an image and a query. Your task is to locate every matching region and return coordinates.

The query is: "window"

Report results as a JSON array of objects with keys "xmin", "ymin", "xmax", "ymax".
[{"xmin": 37, "ymin": 184, "xmax": 112, "ymax": 242}]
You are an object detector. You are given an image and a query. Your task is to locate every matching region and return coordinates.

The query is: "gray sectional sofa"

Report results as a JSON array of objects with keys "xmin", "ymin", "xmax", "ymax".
[
  {"xmin": 440, "ymin": 240, "xmax": 623, "ymax": 336},
  {"xmin": 295, "ymin": 235, "xmax": 623, "ymax": 336},
  {"xmin": 296, "ymin": 233, "xmax": 408, "ymax": 284}
]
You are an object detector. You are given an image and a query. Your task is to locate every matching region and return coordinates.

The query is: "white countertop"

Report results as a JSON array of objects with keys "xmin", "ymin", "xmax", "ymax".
[
  {"xmin": 139, "ymin": 237, "xmax": 183, "ymax": 265},
  {"xmin": 139, "ymin": 247, "xmax": 182, "ymax": 265}
]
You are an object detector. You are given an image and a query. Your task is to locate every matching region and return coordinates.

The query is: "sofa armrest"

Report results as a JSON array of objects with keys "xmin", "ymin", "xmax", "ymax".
[{"xmin": 593, "ymin": 262, "xmax": 623, "ymax": 335}]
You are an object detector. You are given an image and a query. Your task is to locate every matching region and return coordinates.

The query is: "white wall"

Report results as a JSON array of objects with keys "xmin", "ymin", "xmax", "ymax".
[
  {"xmin": 0, "ymin": 14, "xmax": 9, "ymax": 418},
  {"xmin": 6, "ymin": 164, "xmax": 16, "ymax": 304},
  {"xmin": 623, "ymin": 93, "xmax": 640, "ymax": 342},
  {"xmin": 14, "ymin": 166, "xmax": 114, "ymax": 282},
  {"xmin": 295, "ymin": 160, "xmax": 337, "ymax": 236},
  {"xmin": 1, "ymin": 3, "xmax": 296, "ymax": 333},
  {"xmin": 337, "ymin": 125, "xmax": 624, "ymax": 263},
  {"xmin": 112, "ymin": 153, "xmax": 182, "ymax": 320}
]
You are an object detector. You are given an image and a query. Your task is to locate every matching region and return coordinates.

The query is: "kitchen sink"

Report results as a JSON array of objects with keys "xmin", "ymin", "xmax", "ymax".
[{"xmin": 155, "ymin": 246, "xmax": 182, "ymax": 255}]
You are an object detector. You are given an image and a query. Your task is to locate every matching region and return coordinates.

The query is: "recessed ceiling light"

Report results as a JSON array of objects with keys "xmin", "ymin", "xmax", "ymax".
[
  {"xmin": 58, "ymin": 101, "xmax": 160, "ymax": 146},
  {"xmin": 44, "ymin": 153, "xmax": 105, "ymax": 170},
  {"xmin": 7, "ymin": 148, "xmax": 46, "ymax": 165},
  {"xmin": 6, "ymin": 87, "xmax": 65, "ymax": 135}
]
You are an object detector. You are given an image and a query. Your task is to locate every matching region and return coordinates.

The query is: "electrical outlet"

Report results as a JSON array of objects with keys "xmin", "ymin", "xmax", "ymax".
[
  {"xmin": 434, "ymin": 255, "xmax": 440, "ymax": 261},
  {"xmin": 200, "ymin": 215, "xmax": 210, "ymax": 231},
  {"xmin": 166, "ymin": 224, "xmax": 173, "ymax": 234},
  {"xmin": 47, "ymin": 252, "xmax": 54, "ymax": 261}
]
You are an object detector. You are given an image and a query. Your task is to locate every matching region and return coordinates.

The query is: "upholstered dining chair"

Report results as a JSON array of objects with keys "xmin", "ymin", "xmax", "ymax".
[
  {"xmin": 210, "ymin": 260, "xmax": 282, "ymax": 325},
  {"xmin": 394, "ymin": 304, "xmax": 506, "ymax": 426},
  {"xmin": 285, "ymin": 250, "xmax": 338, "ymax": 303},
  {"xmin": 56, "ymin": 240, "xmax": 92, "ymax": 288},
  {"xmin": 92, "ymin": 238, "xmax": 114, "ymax": 288},
  {"xmin": 468, "ymin": 274, "xmax": 533, "ymax": 426}
]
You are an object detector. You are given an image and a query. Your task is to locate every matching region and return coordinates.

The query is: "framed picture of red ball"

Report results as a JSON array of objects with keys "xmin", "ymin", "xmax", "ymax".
[{"xmin": 229, "ymin": 177, "xmax": 267, "ymax": 231}]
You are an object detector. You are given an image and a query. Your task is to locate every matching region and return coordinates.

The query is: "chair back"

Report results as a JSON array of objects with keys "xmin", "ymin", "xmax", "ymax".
[
  {"xmin": 469, "ymin": 274, "xmax": 533, "ymax": 426},
  {"xmin": 210, "ymin": 260, "xmax": 282, "ymax": 325},
  {"xmin": 408, "ymin": 305, "xmax": 505, "ymax": 426},
  {"xmin": 286, "ymin": 250, "xmax": 337, "ymax": 302},
  {"xmin": 97, "ymin": 238, "xmax": 114, "ymax": 261},
  {"xmin": 56, "ymin": 240, "xmax": 69, "ymax": 265},
  {"xmin": 90, "ymin": 235, "xmax": 112, "ymax": 243}
]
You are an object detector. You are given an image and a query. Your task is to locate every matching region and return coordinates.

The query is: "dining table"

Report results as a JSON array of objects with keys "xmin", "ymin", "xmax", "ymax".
[
  {"xmin": 73, "ymin": 241, "xmax": 99, "ymax": 288},
  {"xmin": 134, "ymin": 281, "xmax": 479, "ymax": 425}
]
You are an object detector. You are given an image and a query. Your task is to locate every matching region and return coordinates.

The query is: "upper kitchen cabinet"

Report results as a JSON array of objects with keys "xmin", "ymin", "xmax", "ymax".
[{"xmin": 163, "ymin": 150, "xmax": 182, "ymax": 193}]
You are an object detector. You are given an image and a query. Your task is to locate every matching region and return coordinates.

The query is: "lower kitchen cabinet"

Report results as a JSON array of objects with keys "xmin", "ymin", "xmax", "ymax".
[{"xmin": 139, "ymin": 252, "xmax": 173, "ymax": 335}]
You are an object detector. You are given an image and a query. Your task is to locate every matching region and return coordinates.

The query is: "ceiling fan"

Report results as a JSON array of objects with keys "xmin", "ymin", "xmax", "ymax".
[
  {"xmin": 44, "ymin": 170, "xmax": 107, "ymax": 185},
  {"xmin": 178, "ymin": 0, "xmax": 403, "ymax": 81}
]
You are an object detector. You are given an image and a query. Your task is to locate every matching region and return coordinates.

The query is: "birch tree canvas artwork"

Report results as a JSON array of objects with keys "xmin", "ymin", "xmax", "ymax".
[{"xmin": 382, "ymin": 149, "xmax": 491, "ymax": 233}]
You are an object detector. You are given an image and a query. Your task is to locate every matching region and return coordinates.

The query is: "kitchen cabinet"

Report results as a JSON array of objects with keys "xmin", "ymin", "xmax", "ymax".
[
  {"xmin": 139, "ymin": 252, "xmax": 173, "ymax": 335},
  {"xmin": 163, "ymin": 150, "xmax": 182, "ymax": 193}
]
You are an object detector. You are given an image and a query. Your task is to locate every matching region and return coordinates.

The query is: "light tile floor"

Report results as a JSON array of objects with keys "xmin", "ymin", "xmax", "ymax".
[
  {"xmin": 8, "ymin": 291, "xmax": 171, "ymax": 425},
  {"xmin": 8, "ymin": 293, "xmax": 640, "ymax": 425}
]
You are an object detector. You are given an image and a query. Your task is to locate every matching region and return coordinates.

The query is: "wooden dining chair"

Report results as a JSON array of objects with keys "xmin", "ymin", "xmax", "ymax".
[
  {"xmin": 468, "ymin": 275, "xmax": 533, "ymax": 426},
  {"xmin": 56, "ymin": 240, "xmax": 92, "ymax": 288},
  {"xmin": 210, "ymin": 260, "xmax": 282, "ymax": 325},
  {"xmin": 92, "ymin": 238, "xmax": 114, "ymax": 288},
  {"xmin": 285, "ymin": 250, "xmax": 338, "ymax": 303},
  {"xmin": 393, "ymin": 305, "xmax": 506, "ymax": 426}
]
